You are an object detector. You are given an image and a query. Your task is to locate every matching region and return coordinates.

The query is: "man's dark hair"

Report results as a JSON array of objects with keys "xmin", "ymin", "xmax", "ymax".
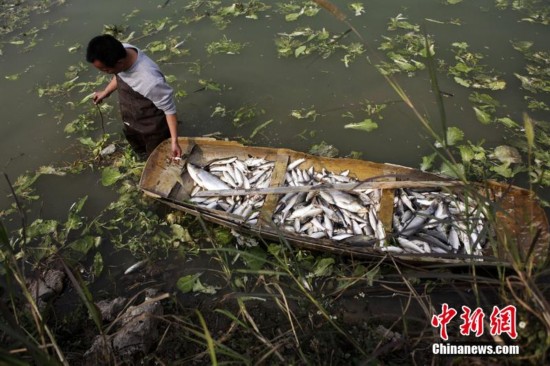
[{"xmin": 86, "ymin": 34, "xmax": 126, "ymax": 67}]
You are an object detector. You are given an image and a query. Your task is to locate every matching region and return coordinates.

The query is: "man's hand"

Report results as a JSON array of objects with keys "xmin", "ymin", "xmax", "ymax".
[
  {"xmin": 171, "ymin": 140, "xmax": 182, "ymax": 159},
  {"xmin": 92, "ymin": 90, "xmax": 110, "ymax": 104},
  {"xmin": 93, "ymin": 77, "xmax": 117, "ymax": 104}
]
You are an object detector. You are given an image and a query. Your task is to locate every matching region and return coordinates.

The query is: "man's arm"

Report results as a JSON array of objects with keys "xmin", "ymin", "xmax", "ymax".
[
  {"xmin": 166, "ymin": 113, "xmax": 182, "ymax": 158},
  {"xmin": 93, "ymin": 76, "xmax": 118, "ymax": 104}
]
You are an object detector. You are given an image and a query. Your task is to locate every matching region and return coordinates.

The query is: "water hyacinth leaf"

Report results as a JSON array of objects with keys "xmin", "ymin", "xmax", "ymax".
[
  {"xmin": 349, "ymin": 3, "xmax": 365, "ymax": 16},
  {"xmin": 27, "ymin": 219, "xmax": 58, "ymax": 239},
  {"xmin": 92, "ymin": 252, "xmax": 104, "ymax": 277},
  {"xmin": 147, "ymin": 41, "xmax": 167, "ymax": 53},
  {"xmin": 459, "ymin": 145, "xmax": 475, "ymax": 163},
  {"xmin": 295, "ymin": 45, "xmax": 307, "ymax": 57},
  {"xmin": 214, "ymin": 227, "xmax": 233, "ymax": 245},
  {"xmin": 37, "ymin": 165, "xmax": 66, "ymax": 176},
  {"xmin": 344, "ymin": 119, "xmax": 378, "ymax": 132},
  {"xmin": 177, "ymin": 273, "xmax": 202, "ymax": 294},
  {"xmin": 454, "ymin": 76, "xmax": 470, "ymax": 87},
  {"xmin": 469, "ymin": 92, "xmax": 500, "ymax": 107},
  {"xmin": 286, "ymin": 12, "xmax": 302, "ymax": 22},
  {"xmin": 440, "ymin": 161, "xmax": 464, "ymax": 178},
  {"xmin": 446, "ymin": 127, "xmax": 464, "ymax": 146},
  {"xmin": 311, "ymin": 257, "xmax": 335, "ymax": 277},
  {"xmin": 473, "ymin": 107, "xmax": 492, "ymax": 124},
  {"xmin": 497, "ymin": 117, "xmax": 520, "ymax": 128},
  {"xmin": 192, "ymin": 278, "xmax": 219, "ymax": 294},
  {"xmin": 171, "ymin": 224, "xmax": 193, "ymax": 243},
  {"xmin": 420, "ymin": 152, "xmax": 437, "ymax": 171},
  {"xmin": 66, "ymin": 236, "xmax": 96, "ymax": 262},
  {"xmin": 101, "ymin": 167, "xmax": 123, "ymax": 186},
  {"xmin": 492, "ymin": 145, "xmax": 522, "ymax": 165},
  {"xmin": 5, "ymin": 73, "xmax": 20, "ymax": 81},
  {"xmin": 491, "ymin": 163, "xmax": 514, "ymax": 178},
  {"xmin": 243, "ymin": 247, "xmax": 267, "ymax": 271},
  {"xmin": 511, "ymin": 40, "xmax": 533, "ymax": 53},
  {"xmin": 486, "ymin": 80, "xmax": 506, "ymax": 90},
  {"xmin": 309, "ymin": 141, "xmax": 338, "ymax": 158}
]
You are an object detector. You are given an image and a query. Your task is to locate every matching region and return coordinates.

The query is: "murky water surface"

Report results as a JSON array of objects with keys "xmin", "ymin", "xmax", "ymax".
[{"xmin": 1, "ymin": 0, "xmax": 548, "ymax": 213}]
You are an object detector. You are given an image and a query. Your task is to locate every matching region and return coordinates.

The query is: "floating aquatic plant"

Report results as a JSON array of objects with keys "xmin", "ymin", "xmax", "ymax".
[
  {"xmin": 349, "ymin": 3, "xmax": 365, "ymax": 16},
  {"xmin": 344, "ymin": 119, "xmax": 378, "ymax": 132},
  {"xmin": 448, "ymin": 42, "xmax": 506, "ymax": 90},
  {"xmin": 206, "ymin": 35, "xmax": 247, "ymax": 55},
  {"xmin": 376, "ymin": 19, "xmax": 434, "ymax": 76},
  {"xmin": 290, "ymin": 106, "xmax": 319, "ymax": 121},
  {"xmin": 512, "ymin": 42, "xmax": 550, "ymax": 93},
  {"xmin": 275, "ymin": 27, "xmax": 362, "ymax": 65}
]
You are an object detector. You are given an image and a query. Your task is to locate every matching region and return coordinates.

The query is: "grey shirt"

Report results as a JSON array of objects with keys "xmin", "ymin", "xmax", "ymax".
[{"xmin": 118, "ymin": 43, "xmax": 176, "ymax": 115}]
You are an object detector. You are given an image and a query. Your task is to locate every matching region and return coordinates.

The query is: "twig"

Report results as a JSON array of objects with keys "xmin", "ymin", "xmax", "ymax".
[{"xmin": 95, "ymin": 104, "xmax": 106, "ymax": 135}]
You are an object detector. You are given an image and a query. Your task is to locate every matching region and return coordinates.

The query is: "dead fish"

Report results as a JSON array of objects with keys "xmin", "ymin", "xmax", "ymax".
[
  {"xmin": 124, "ymin": 259, "xmax": 148, "ymax": 275},
  {"xmin": 287, "ymin": 158, "xmax": 306, "ymax": 171}
]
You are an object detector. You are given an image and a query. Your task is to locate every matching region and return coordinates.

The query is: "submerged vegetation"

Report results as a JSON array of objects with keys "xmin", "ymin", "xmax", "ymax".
[{"xmin": 1, "ymin": 0, "xmax": 550, "ymax": 364}]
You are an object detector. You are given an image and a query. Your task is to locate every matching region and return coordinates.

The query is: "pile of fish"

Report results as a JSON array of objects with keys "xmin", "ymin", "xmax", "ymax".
[
  {"xmin": 183, "ymin": 155, "xmax": 490, "ymax": 258},
  {"xmin": 186, "ymin": 156, "xmax": 275, "ymax": 224},
  {"xmin": 272, "ymin": 159, "xmax": 385, "ymax": 243},
  {"xmin": 389, "ymin": 189, "xmax": 488, "ymax": 256}
]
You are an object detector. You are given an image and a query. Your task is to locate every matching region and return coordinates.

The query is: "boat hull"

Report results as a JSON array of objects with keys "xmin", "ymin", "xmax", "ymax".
[{"xmin": 139, "ymin": 137, "xmax": 549, "ymax": 265}]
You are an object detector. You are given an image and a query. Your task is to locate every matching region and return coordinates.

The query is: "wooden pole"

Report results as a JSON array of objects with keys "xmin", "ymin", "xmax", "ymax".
[{"xmin": 193, "ymin": 180, "xmax": 463, "ymax": 197}]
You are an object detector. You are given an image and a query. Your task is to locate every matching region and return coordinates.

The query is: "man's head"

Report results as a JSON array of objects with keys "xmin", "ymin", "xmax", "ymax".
[{"xmin": 86, "ymin": 34, "xmax": 127, "ymax": 74}]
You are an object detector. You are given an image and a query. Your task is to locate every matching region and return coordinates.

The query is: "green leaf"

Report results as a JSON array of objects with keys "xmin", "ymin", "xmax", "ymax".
[
  {"xmin": 5, "ymin": 73, "xmax": 20, "ymax": 81},
  {"xmin": 27, "ymin": 219, "xmax": 58, "ymax": 239},
  {"xmin": 101, "ymin": 167, "xmax": 122, "ymax": 186},
  {"xmin": 243, "ymin": 247, "xmax": 267, "ymax": 271},
  {"xmin": 454, "ymin": 76, "xmax": 470, "ymax": 87},
  {"xmin": 511, "ymin": 40, "xmax": 533, "ymax": 53},
  {"xmin": 311, "ymin": 257, "xmax": 335, "ymax": 277},
  {"xmin": 440, "ymin": 162, "xmax": 464, "ymax": 178},
  {"xmin": 493, "ymin": 145, "xmax": 521, "ymax": 164},
  {"xmin": 344, "ymin": 119, "xmax": 379, "ymax": 132},
  {"xmin": 459, "ymin": 145, "xmax": 475, "ymax": 163},
  {"xmin": 67, "ymin": 236, "xmax": 96, "ymax": 256},
  {"xmin": 446, "ymin": 127, "xmax": 464, "ymax": 146},
  {"xmin": 92, "ymin": 252, "xmax": 104, "ymax": 277},
  {"xmin": 177, "ymin": 273, "xmax": 202, "ymax": 294},
  {"xmin": 487, "ymin": 80, "xmax": 506, "ymax": 90},
  {"xmin": 294, "ymin": 45, "xmax": 307, "ymax": 57},
  {"xmin": 497, "ymin": 117, "xmax": 520, "ymax": 128},
  {"xmin": 420, "ymin": 153, "xmax": 437, "ymax": 171},
  {"xmin": 491, "ymin": 163, "xmax": 514, "ymax": 178},
  {"xmin": 473, "ymin": 107, "xmax": 492, "ymax": 124},
  {"xmin": 193, "ymin": 278, "xmax": 220, "ymax": 294},
  {"xmin": 285, "ymin": 12, "xmax": 302, "ymax": 22}
]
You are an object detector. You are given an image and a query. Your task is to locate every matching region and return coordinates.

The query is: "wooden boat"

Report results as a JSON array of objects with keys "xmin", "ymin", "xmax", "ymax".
[{"xmin": 139, "ymin": 137, "xmax": 549, "ymax": 265}]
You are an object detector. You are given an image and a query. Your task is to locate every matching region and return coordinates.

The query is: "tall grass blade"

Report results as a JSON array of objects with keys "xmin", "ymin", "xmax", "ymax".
[
  {"xmin": 195, "ymin": 310, "xmax": 218, "ymax": 366},
  {"xmin": 423, "ymin": 26, "xmax": 448, "ymax": 147},
  {"xmin": 58, "ymin": 257, "xmax": 103, "ymax": 333}
]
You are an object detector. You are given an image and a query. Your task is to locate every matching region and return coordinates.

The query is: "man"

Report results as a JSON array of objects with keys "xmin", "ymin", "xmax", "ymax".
[{"xmin": 86, "ymin": 34, "xmax": 182, "ymax": 159}]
